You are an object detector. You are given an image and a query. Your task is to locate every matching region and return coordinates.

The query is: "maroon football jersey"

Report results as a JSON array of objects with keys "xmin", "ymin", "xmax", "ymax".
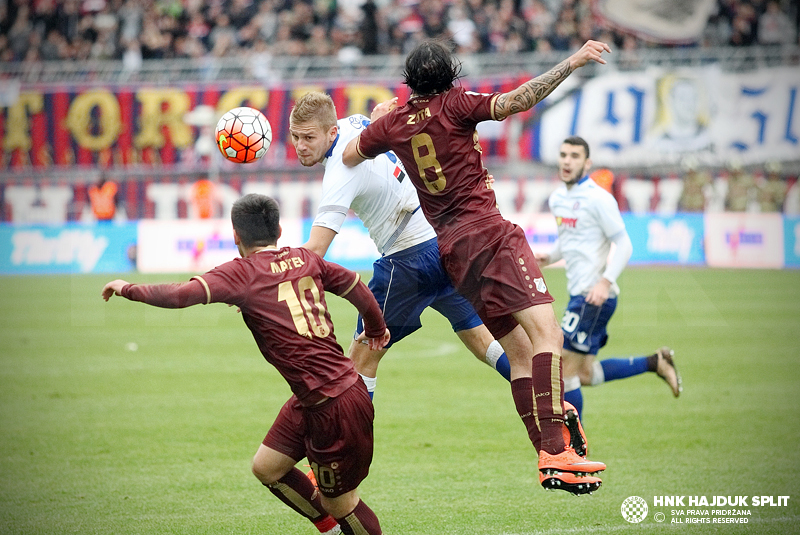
[
  {"xmin": 123, "ymin": 247, "xmax": 384, "ymax": 406},
  {"xmin": 356, "ymin": 87, "xmax": 503, "ymax": 250}
]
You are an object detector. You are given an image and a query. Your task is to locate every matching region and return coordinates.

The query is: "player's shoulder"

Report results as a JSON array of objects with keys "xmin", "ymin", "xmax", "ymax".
[
  {"xmin": 338, "ymin": 114, "xmax": 371, "ymax": 140},
  {"xmin": 582, "ymin": 179, "xmax": 621, "ymax": 210}
]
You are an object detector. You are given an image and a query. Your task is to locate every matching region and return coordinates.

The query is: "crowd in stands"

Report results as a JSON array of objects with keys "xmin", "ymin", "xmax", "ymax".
[
  {"xmin": 677, "ymin": 159, "xmax": 796, "ymax": 214},
  {"xmin": 0, "ymin": 0, "xmax": 797, "ymax": 65}
]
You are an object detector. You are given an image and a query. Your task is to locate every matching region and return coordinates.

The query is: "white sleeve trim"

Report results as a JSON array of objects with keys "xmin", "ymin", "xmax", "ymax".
[{"xmin": 312, "ymin": 208, "xmax": 348, "ymax": 234}]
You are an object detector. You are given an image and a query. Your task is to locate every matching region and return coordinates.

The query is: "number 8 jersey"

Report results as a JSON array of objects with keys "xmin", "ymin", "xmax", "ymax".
[{"xmin": 354, "ymin": 87, "xmax": 503, "ymax": 251}]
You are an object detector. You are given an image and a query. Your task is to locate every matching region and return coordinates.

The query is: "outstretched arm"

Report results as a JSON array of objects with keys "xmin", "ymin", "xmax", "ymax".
[
  {"xmin": 102, "ymin": 279, "xmax": 208, "ymax": 308},
  {"xmin": 494, "ymin": 40, "xmax": 611, "ymax": 121}
]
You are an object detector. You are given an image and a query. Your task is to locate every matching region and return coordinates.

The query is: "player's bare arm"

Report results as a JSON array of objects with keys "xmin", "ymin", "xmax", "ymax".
[
  {"xmin": 494, "ymin": 40, "xmax": 611, "ymax": 121},
  {"xmin": 303, "ymin": 226, "xmax": 338, "ymax": 258},
  {"xmin": 342, "ymin": 137, "xmax": 367, "ymax": 167}
]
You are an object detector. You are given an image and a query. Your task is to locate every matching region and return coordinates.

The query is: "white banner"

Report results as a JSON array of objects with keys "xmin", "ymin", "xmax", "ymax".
[
  {"xmin": 595, "ymin": 0, "xmax": 717, "ymax": 43},
  {"xmin": 136, "ymin": 218, "xmax": 303, "ymax": 273},
  {"xmin": 704, "ymin": 213, "xmax": 784, "ymax": 268},
  {"xmin": 539, "ymin": 66, "xmax": 800, "ymax": 168}
]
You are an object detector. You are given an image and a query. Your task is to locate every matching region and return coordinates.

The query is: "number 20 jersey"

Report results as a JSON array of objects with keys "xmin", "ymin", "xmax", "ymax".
[{"xmin": 355, "ymin": 87, "xmax": 502, "ymax": 251}]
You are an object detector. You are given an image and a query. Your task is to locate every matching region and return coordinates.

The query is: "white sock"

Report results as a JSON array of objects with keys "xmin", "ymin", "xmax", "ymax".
[
  {"xmin": 484, "ymin": 340, "xmax": 504, "ymax": 369},
  {"xmin": 564, "ymin": 375, "xmax": 581, "ymax": 392},
  {"xmin": 359, "ymin": 373, "xmax": 377, "ymax": 393},
  {"xmin": 591, "ymin": 360, "xmax": 605, "ymax": 386}
]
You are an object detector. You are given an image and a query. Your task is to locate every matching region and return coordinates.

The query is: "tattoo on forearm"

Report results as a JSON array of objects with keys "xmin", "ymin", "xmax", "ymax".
[{"xmin": 495, "ymin": 59, "xmax": 573, "ymax": 119}]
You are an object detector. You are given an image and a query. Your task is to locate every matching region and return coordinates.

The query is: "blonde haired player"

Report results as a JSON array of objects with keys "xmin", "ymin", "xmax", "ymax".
[{"xmin": 289, "ymin": 91, "xmax": 512, "ymax": 396}]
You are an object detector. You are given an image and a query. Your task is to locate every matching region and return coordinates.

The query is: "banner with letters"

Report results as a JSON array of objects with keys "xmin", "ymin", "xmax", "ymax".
[
  {"xmin": 3, "ymin": 65, "xmax": 797, "ymax": 174},
  {"xmin": 0, "ymin": 78, "xmax": 522, "ymax": 172},
  {"xmin": 537, "ymin": 66, "xmax": 800, "ymax": 168},
  {"xmin": 784, "ymin": 217, "xmax": 800, "ymax": 268},
  {"xmin": 0, "ymin": 214, "xmax": 798, "ymax": 274},
  {"xmin": 703, "ymin": 213, "xmax": 785, "ymax": 268},
  {"xmin": 0, "ymin": 222, "xmax": 136, "ymax": 274}
]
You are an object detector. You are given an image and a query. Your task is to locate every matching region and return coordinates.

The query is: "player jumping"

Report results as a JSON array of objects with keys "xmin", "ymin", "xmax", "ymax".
[
  {"xmin": 343, "ymin": 39, "xmax": 611, "ymax": 494},
  {"xmin": 289, "ymin": 90, "xmax": 511, "ymax": 398}
]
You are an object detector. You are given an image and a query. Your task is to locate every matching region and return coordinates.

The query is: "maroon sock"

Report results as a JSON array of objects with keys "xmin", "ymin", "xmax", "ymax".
[
  {"xmin": 336, "ymin": 499, "xmax": 382, "ymax": 535},
  {"xmin": 532, "ymin": 351, "xmax": 566, "ymax": 454},
  {"xmin": 510, "ymin": 377, "xmax": 542, "ymax": 452},
  {"xmin": 266, "ymin": 467, "xmax": 329, "ymax": 524}
]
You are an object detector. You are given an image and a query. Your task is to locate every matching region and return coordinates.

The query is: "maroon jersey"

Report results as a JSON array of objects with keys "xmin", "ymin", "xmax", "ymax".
[
  {"xmin": 355, "ymin": 87, "xmax": 502, "ymax": 250},
  {"xmin": 122, "ymin": 246, "xmax": 386, "ymax": 406}
]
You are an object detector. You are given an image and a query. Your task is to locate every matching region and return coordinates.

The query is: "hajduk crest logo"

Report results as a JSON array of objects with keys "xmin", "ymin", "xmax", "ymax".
[{"xmin": 621, "ymin": 496, "xmax": 648, "ymax": 523}]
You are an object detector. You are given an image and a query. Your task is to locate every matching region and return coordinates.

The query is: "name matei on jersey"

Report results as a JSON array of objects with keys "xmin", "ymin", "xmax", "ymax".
[{"xmin": 270, "ymin": 251, "xmax": 306, "ymax": 273}]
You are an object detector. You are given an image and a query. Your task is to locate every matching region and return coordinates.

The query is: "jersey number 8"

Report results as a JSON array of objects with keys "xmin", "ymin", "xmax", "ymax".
[{"xmin": 411, "ymin": 133, "xmax": 447, "ymax": 194}]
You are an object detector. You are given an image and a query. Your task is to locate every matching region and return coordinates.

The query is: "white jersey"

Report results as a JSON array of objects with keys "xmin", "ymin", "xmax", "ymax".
[
  {"xmin": 314, "ymin": 115, "xmax": 436, "ymax": 255},
  {"xmin": 548, "ymin": 177, "xmax": 627, "ymax": 297}
]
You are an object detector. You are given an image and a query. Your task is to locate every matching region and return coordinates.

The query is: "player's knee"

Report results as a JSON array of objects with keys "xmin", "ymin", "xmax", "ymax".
[
  {"xmin": 251, "ymin": 457, "xmax": 280, "ymax": 485},
  {"xmin": 577, "ymin": 368, "xmax": 593, "ymax": 385}
]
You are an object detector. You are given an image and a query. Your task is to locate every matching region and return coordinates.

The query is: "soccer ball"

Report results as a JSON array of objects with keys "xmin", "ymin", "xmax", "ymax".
[{"xmin": 215, "ymin": 107, "xmax": 272, "ymax": 164}]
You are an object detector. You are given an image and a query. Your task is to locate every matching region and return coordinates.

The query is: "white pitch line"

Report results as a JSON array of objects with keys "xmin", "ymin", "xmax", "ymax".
[{"xmin": 499, "ymin": 514, "xmax": 800, "ymax": 535}]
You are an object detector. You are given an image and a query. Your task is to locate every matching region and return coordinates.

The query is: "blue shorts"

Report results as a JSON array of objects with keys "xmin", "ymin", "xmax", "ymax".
[
  {"xmin": 560, "ymin": 294, "xmax": 617, "ymax": 355},
  {"xmin": 356, "ymin": 238, "xmax": 483, "ymax": 349}
]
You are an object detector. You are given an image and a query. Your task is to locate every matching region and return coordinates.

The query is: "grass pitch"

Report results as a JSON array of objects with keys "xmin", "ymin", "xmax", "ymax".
[{"xmin": 1, "ymin": 268, "xmax": 799, "ymax": 534}]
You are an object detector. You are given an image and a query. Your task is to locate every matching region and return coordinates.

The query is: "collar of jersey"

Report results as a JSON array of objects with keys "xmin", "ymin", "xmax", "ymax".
[
  {"xmin": 577, "ymin": 175, "xmax": 590, "ymax": 185},
  {"xmin": 323, "ymin": 133, "xmax": 340, "ymax": 162}
]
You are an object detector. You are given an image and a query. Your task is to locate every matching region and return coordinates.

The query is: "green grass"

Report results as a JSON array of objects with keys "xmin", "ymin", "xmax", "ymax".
[{"xmin": 1, "ymin": 268, "xmax": 800, "ymax": 534}]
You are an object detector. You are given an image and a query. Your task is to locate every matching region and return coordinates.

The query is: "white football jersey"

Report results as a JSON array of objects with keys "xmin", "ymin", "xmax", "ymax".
[
  {"xmin": 548, "ymin": 177, "xmax": 627, "ymax": 297},
  {"xmin": 314, "ymin": 115, "xmax": 435, "ymax": 255}
]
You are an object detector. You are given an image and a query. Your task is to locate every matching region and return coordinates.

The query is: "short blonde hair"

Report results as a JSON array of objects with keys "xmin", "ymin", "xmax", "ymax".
[{"xmin": 290, "ymin": 91, "xmax": 337, "ymax": 131}]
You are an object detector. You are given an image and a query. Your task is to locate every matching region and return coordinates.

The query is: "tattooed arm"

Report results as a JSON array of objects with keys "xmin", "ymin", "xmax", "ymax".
[{"xmin": 494, "ymin": 40, "xmax": 611, "ymax": 121}]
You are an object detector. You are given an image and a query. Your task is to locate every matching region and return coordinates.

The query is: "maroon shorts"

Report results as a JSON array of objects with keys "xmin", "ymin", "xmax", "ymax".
[
  {"xmin": 263, "ymin": 380, "xmax": 374, "ymax": 498},
  {"xmin": 440, "ymin": 218, "xmax": 554, "ymax": 340}
]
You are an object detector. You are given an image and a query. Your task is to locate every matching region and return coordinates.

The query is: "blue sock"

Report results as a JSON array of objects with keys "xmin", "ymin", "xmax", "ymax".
[
  {"xmin": 600, "ymin": 357, "xmax": 650, "ymax": 382},
  {"xmin": 564, "ymin": 387, "xmax": 583, "ymax": 420},
  {"xmin": 494, "ymin": 353, "xmax": 511, "ymax": 382}
]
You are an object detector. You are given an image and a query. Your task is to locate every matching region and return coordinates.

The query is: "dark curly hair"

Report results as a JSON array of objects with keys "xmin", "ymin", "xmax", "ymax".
[{"xmin": 402, "ymin": 39, "xmax": 462, "ymax": 96}]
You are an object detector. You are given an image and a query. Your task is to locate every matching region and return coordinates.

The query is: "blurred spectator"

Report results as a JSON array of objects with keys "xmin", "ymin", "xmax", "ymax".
[
  {"xmin": 447, "ymin": 2, "xmax": 478, "ymax": 53},
  {"xmin": 724, "ymin": 160, "xmax": 757, "ymax": 212},
  {"xmin": 88, "ymin": 176, "xmax": 119, "ymax": 221},
  {"xmin": 121, "ymin": 37, "xmax": 143, "ymax": 71},
  {"xmin": 678, "ymin": 157, "xmax": 713, "ymax": 212},
  {"xmin": 359, "ymin": 0, "xmax": 380, "ymax": 55},
  {"xmin": 590, "ymin": 168, "xmax": 614, "ymax": 194},
  {"xmin": 0, "ymin": 0, "xmax": 795, "ymax": 63},
  {"xmin": 189, "ymin": 179, "xmax": 217, "ymax": 219},
  {"xmin": 757, "ymin": 161, "xmax": 788, "ymax": 212},
  {"xmin": 758, "ymin": 1, "xmax": 795, "ymax": 45}
]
